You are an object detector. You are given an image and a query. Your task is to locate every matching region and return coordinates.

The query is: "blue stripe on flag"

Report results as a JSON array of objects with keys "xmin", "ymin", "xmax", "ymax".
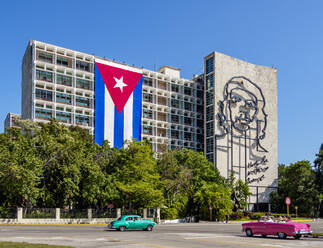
[
  {"xmin": 132, "ymin": 76, "xmax": 142, "ymax": 141},
  {"xmin": 114, "ymin": 108, "xmax": 124, "ymax": 148},
  {"xmin": 94, "ymin": 64, "xmax": 105, "ymax": 145}
]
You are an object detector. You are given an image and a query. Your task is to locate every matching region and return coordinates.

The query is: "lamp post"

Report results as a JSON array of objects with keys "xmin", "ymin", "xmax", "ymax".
[{"xmin": 295, "ymin": 206, "xmax": 298, "ymax": 218}]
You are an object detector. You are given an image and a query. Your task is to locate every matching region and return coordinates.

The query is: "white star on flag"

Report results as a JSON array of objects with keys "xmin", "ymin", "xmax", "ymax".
[{"xmin": 113, "ymin": 76, "xmax": 127, "ymax": 92}]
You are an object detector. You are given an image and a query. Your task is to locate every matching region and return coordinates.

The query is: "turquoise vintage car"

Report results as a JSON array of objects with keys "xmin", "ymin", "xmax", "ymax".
[{"xmin": 108, "ymin": 215, "xmax": 155, "ymax": 231}]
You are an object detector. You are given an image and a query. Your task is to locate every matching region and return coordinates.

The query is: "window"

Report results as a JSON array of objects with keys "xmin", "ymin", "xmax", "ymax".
[
  {"xmin": 35, "ymin": 108, "xmax": 52, "ymax": 119},
  {"xmin": 56, "ymin": 56, "xmax": 70, "ymax": 67},
  {"xmin": 171, "ymin": 114, "xmax": 179, "ymax": 123},
  {"xmin": 76, "ymin": 60, "xmax": 90, "ymax": 72},
  {"xmin": 197, "ymin": 134, "xmax": 204, "ymax": 144},
  {"xmin": 75, "ymin": 114, "xmax": 90, "ymax": 126},
  {"xmin": 197, "ymin": 90, "xmax": 203, "ymax": 99},
  {"xmin": 206, "ymin": 153, "xmax": 214, "ymax": 163},
  {"xmin": 36, "ymin": 70, "xmax": 53, "ymax": 82},
  {"xmin": 206, "ymin": 74, "xmax": 214, "ymax": 90},
  {"xmin": 76, "ymin": 78, "xmax": 92, "ymax": 90},
  {"xmin": 206, "ymin": 57, "xmax": 214, "ymax": 74},
  {"xmin": 184, "ymin": 132, "xmax": 191, "ymax": 141},
  {"xmin": 206, "ymin": 137, "xmax": 214, "ymax": 153},
  {"xmin": 56, "ymin": 93, "xmax": 72, "ymax": 104},
  {"xmin": 56, "ymin": 74, "xmax": 72, "ymax": 86},
  {"xmin": 143, "ymin": 77, "xmax": 153, "ymax": 87},
  {"xmin": 197, "ymin": 104, "xmax": 203, "ymax": 113},
  {"xmin": 206, "ymin": 91, "xmax": 213, "ymax": 106},
  {"xmin": 143, "ymin": 93, "xmax": 153, "ymax": 103},
  {"xmin": 125, "ymin": 217, "xmax": 133, "ymax": 221},
  {"xmin": 35, "ymin": 89, "xmax": 52, "ymax": 101},
  {"xmin": 56, "ymin": 111, "xmax": 71, "ymax": 123},
  {"xmin": 171, "ymin": 130, "xmax": 179, "ymax": 139},
  {"xmin": 143, "ymin": 109, "xmax": 153, "ymax": 119},
  {"xmin": 171, "ymin": 84, "xmax": 179, "ymax": 92},
  {"xmin": 184, "ymin": 87, "xmax": 191, "ymax": 96},
  {"xmin": 171, "ymin": 99, "xmax": 180, "ymax": 108},
  {"xmin": 197, "ymin": 119, "xmax": 204, "ymax": 128},
  {"xmin": 206, "ymin": 106, "xmax": 214, "ymax": 122},
  {"xmin": 184, "ymin": 117, "xmax": 192, "ymax": 125},
  {"xmin": 38, "ymin": 52, "xmax": 52, "ymax": 63},
  {"xmin": 143, "ymin": 125, "xmax": 152, "ymax": 135},
  {"xmin": 76, "ymin": 96, "xmax": 90, "ymax": 107},
  {"xmin": 184, "ymin": 102, "xmax": 192, "ymax": 111},
  {"xmin": 206, "ymin": 122, "xmax": 214, "ymax": 137}
]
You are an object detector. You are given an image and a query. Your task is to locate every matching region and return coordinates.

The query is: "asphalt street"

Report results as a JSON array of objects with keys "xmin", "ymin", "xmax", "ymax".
[{"xmin": 0, "ymin": 220, "xmax": 322, "ymax": 248}]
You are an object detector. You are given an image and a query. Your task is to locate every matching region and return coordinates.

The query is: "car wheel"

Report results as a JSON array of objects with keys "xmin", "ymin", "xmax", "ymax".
[
  {"xmin": 146, "ymin": 225, "xmax": 153, "ymax": 231},
  {"xmin": 246, "ymin": 229, "xmax": 253, "ymax": 237},
  {"xmin": 278, "ymin": 232, "xmax": 286, "ymax": 239},
  {"xmin": 119, "ymin": 226, "xmax": 126, "ymax": 232},
  {"xmin": 294, "ymin": 234, "xmax": 301, "ymax": 239}
]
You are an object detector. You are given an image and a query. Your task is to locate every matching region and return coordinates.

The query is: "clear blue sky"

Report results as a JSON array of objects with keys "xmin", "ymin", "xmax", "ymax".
[{"xmin": 0, "ymin": 0, "xmax": 322, "ymax": 165}]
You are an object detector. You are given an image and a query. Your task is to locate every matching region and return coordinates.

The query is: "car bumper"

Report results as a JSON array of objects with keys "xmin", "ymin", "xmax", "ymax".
[
  {"xmin": 293, "ymin": 230, "xmax": 312, "ymax": 235},
  {"xmin": 108, "ymin": 224, "xmax": 117, "ymax": 229}
]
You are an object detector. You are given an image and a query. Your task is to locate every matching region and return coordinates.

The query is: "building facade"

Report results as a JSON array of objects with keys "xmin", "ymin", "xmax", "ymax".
[
  {"xmin": 4, "ymin": 113, "xmax": 21, "ymax": 130},
  {"xmin": 204, "ymin": 52, "xmax": 278, "ymax": 208},
  {"xmin": 20, "ymin": 40, "xmax": 277, "ymax": 207},
  {"xmin": 21, "ymin": 40, "xmax": 204, "ymax": 153}
]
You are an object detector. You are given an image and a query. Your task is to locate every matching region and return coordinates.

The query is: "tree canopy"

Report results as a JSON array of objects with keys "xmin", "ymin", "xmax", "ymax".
[{"xmin": 0, "ymin": 120, "xmax": 241, "ymax": 221}]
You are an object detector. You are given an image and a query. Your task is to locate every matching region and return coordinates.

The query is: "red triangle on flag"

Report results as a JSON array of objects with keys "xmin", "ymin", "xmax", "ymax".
[{"xmin": 96, "ymin": 62, "xmax": 142, "ymax": 114}]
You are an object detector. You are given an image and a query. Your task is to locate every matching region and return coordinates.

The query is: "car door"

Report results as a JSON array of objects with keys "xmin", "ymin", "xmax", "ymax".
[
  {"xmin": 132, "ymin": 216, "xmax": 143, "ymax": 229},
  {"xmin": 125, "ymin": 216, "xmax": 135, "ymax": 229}
]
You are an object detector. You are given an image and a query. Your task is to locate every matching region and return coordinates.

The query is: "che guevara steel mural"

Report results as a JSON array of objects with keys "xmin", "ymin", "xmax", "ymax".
[{"xmin": 216, "ymin": 76, "xmax": 269, "ymax": 184}]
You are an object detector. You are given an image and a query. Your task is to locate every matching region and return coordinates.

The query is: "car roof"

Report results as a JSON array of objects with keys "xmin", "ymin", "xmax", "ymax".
[{"xmin": 122, "ymin": 215, "xmax": 141, "ymax": 218}]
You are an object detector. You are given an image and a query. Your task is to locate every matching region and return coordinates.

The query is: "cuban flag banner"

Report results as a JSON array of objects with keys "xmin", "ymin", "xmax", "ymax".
[{"xmin": 94, "ymin": 58, "xmax": 143, "ymax": 147}]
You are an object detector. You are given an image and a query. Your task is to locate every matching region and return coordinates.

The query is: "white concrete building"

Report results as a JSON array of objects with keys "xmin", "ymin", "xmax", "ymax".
[
  {"xmin": 21, "ymin": 40, "xmax": 204, "ymax": 153},
  {"xmin": 204, "ymin": 52, "xmax": 278, "ymax": 209},
  {"xmin": 18, "ymin": 40, "xmax": 277, "ymax": 208}
]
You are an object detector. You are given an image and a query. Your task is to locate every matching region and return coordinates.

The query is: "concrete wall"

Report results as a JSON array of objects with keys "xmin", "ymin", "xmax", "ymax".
[
  {"xmin": 210, "ymin": 51, "xmax": 278, "ymax": 204},
  {"xmin": 21, "ymin": 41, "xmax": 33, "ymax": 120}
]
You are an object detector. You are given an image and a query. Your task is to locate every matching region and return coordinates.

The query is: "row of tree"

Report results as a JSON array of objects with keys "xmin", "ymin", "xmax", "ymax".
[
  {"xmin": 0, "ymin": 120, "xmax": 250, "ymax": 221},
  {"xmin": 270, "ymin": 145, "xmax": 323, "ymax": 217},
  {"xmin": 1, "ymin": 119, "xmax": 322, "ymax": 218}
]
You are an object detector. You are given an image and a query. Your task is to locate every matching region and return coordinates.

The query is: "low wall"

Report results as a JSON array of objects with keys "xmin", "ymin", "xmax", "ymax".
[{"xmin": 0, "ymin": 208, "xmax": 160, "ymax": 225}]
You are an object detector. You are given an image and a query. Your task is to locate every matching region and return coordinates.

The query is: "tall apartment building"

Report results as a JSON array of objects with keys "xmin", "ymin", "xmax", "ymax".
[
  {"xmin": 204, "ymin": 52, "xmax": 278, "ymax": 208},
  {"xmin": 20, "ymin": 40, "xmax": 277, "ymax": 208},
  {"xmin": 21, "ymin": 40, "xmax": 204, "ymax": 153}
]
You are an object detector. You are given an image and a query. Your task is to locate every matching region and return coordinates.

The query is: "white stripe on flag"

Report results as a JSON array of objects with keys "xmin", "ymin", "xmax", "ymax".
[
  {"xmin": 123, "ymin": 93, "xmax": 133, "ymax": 142},
  {"xmin": 105, "ymin": 86, "xmax": 115, "ymax": 145}
]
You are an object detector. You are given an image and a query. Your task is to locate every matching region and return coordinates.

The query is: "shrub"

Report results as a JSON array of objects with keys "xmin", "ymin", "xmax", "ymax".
[
  {"xmin": 230, "ymin": 211, "xmax": 244, "ymax": 220},
  {"xmin": 161, "ymin": 208, "xmax": 178, "ymax": 220},
  {"xmin": 248, "ymin": 212, "xmax": 266, "ymax": 220}
]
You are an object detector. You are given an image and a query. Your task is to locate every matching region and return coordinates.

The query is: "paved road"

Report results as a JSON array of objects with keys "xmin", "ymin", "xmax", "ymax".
[{"xmin": 0, "ymin": 220, "xmax": 322, "ymax": 248}]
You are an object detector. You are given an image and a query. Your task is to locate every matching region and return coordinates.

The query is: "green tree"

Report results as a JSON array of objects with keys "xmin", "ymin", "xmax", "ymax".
[
  {"xmin": 270, "ymin": 161, "xmax": 319, "ymax": 217},
  {"xmin": 112, "ymin": 140, "xmax": 164, "ymax": 209},
  {"xmin": 227, "ymin": 174, "xmax": 251, "ymax": 211},
  {"xmin": 157, "ymin": 148, "xmax": 229, "ymax": 219},
  {"xmin": 314, "ymin": 144, "xmax": 323, "ymax": 217},
  {"xmin": 0, "ymin": 127, "xmax": 42, "ymax": 207}
]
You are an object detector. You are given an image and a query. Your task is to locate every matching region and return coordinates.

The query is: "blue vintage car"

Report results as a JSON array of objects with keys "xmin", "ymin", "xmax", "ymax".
[{"xmin": 108, "ymin": 215, "xmax": 155, "ymax": 231}]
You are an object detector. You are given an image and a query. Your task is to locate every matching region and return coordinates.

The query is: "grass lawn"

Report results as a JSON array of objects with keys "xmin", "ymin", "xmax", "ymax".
[{"xmin": 0, "ymin": 242, "xmax": 74, "ymax": 248}]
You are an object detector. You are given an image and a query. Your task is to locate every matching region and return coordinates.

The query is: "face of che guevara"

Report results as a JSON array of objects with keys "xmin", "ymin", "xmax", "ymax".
[{"xmin": 229, "ymin": 88, "xmax": 258, "ymax": 130}]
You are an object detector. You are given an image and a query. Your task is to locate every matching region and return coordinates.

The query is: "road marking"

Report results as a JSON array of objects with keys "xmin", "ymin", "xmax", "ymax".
[{"xmin": 260, "ymin": 244, "xmax": 284, "ymax": 247}]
